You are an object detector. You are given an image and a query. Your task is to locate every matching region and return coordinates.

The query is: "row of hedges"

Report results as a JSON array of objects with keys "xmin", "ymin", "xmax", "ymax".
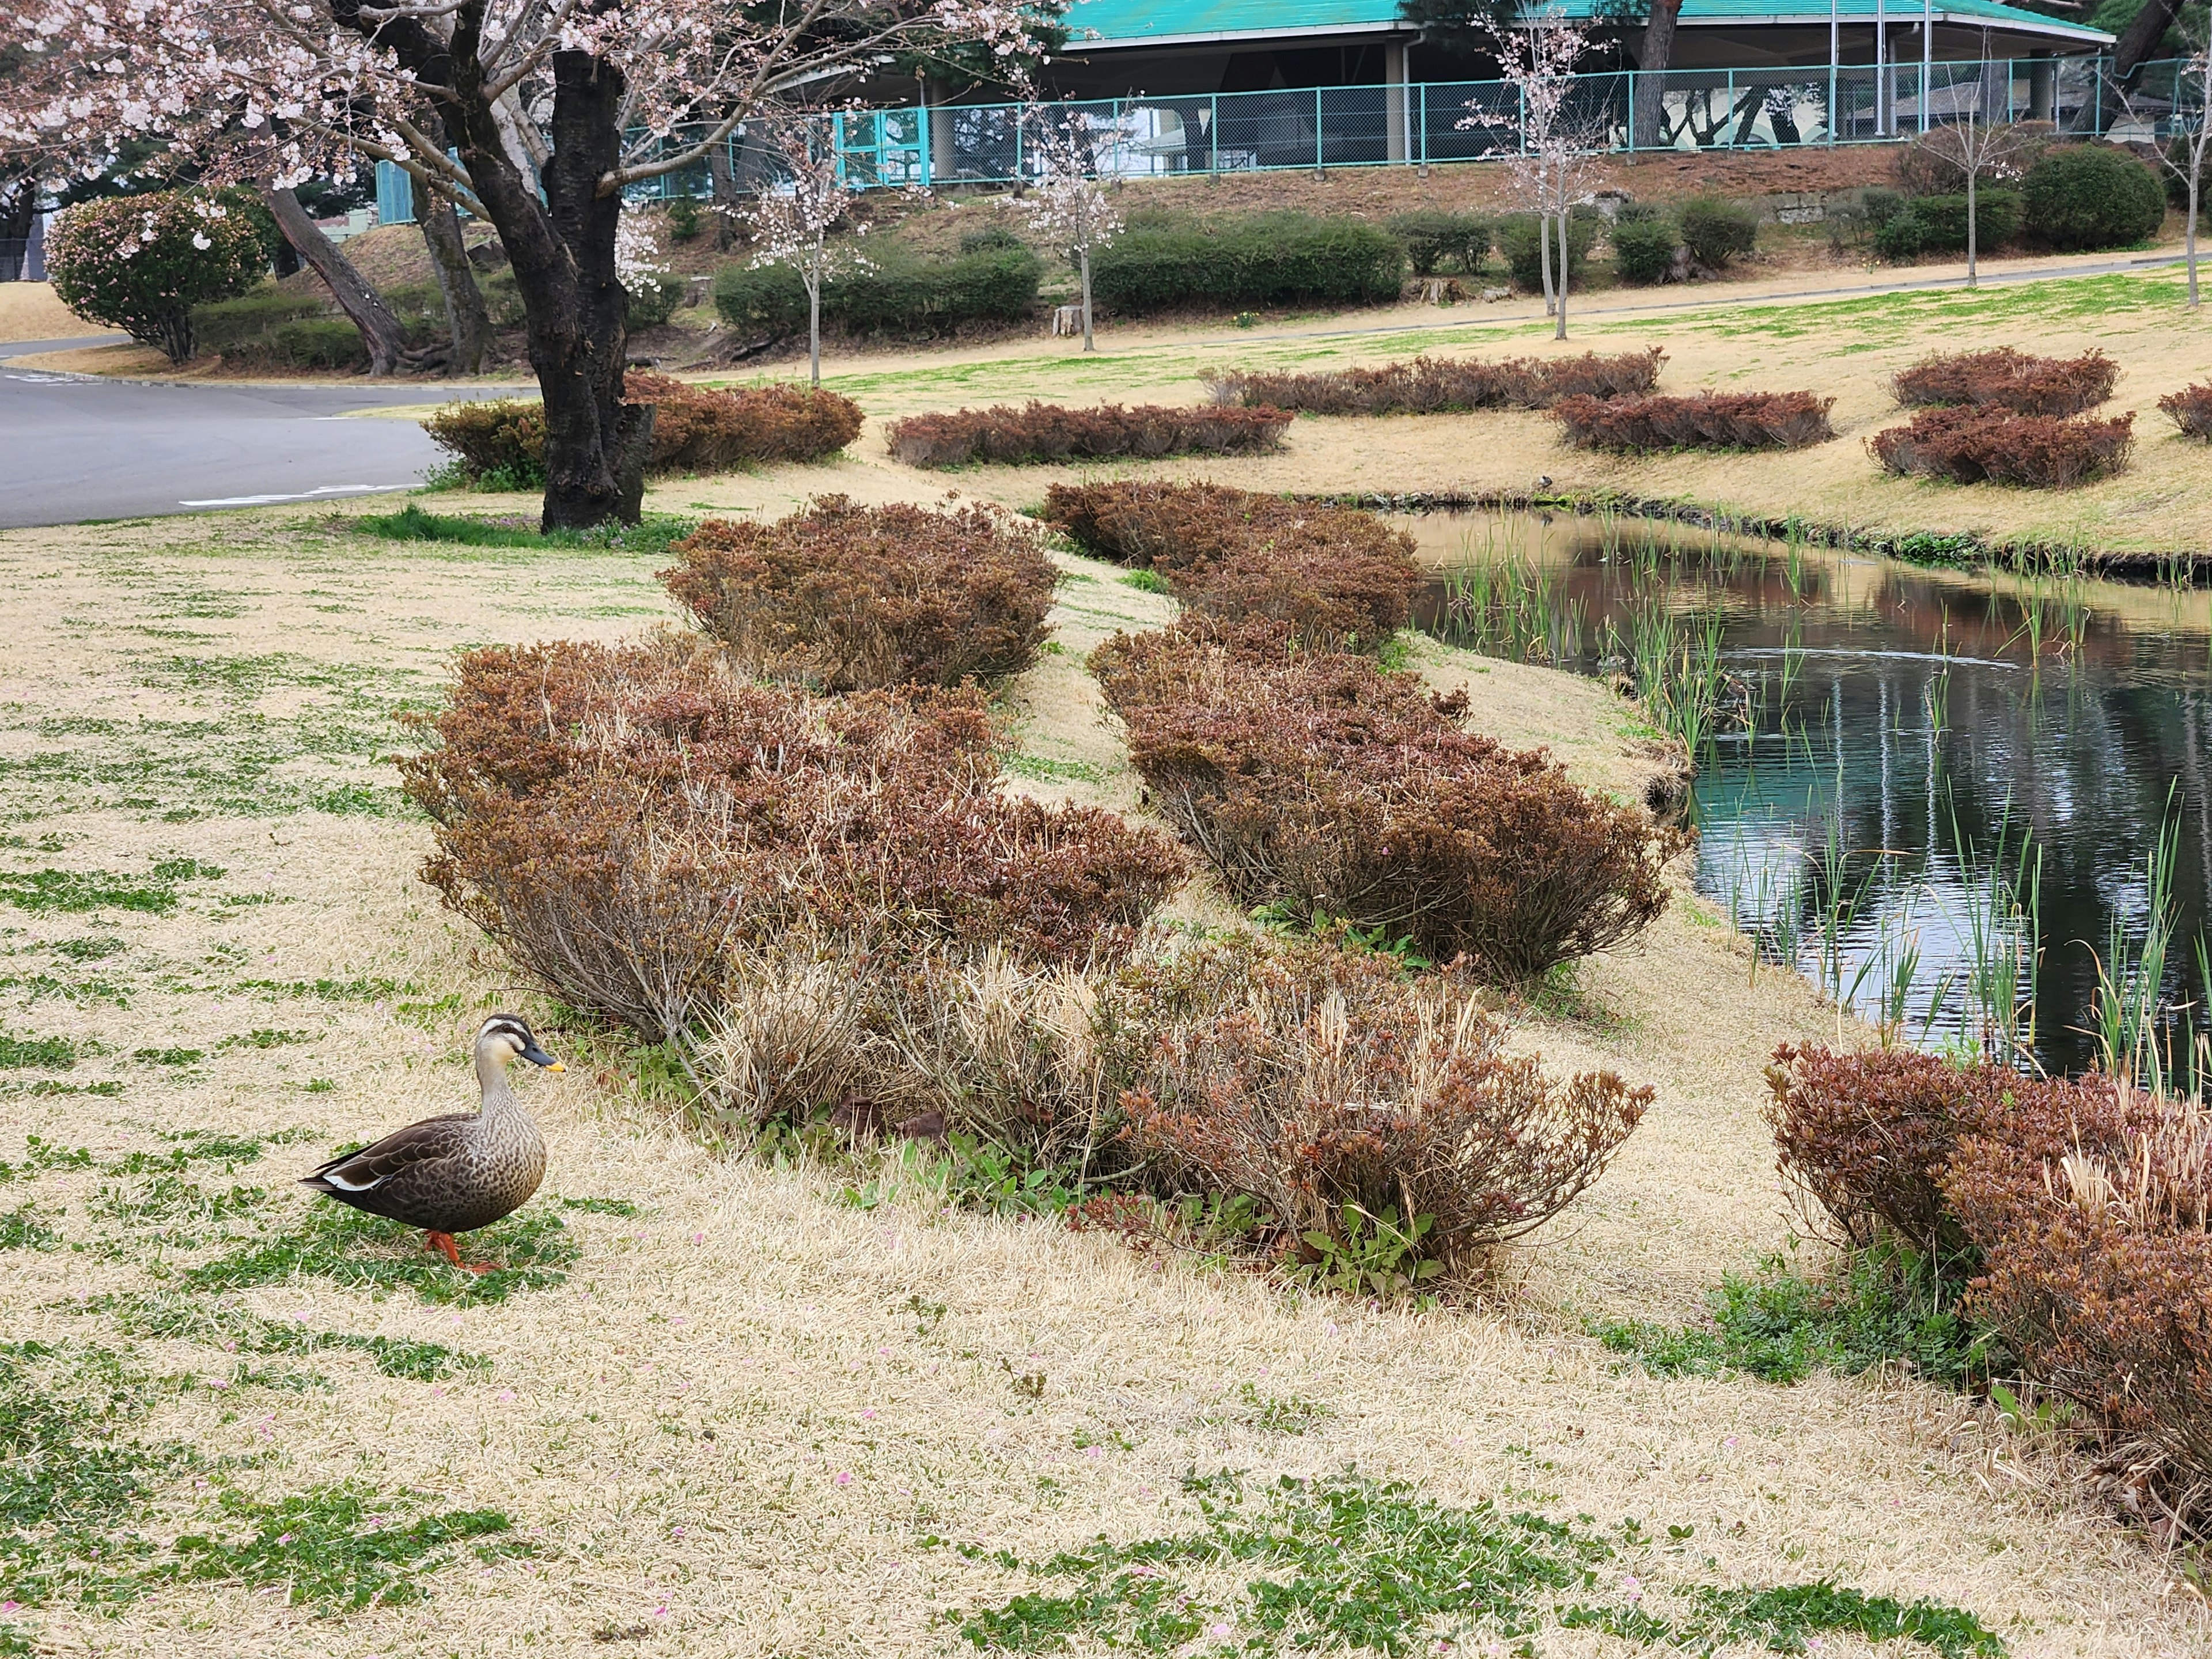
[
  {"xmin": 402, "ymin": 478, "xmax": 1665, "ymax": 1285},
  {"xmin": 1207, "ymin": 348, "xmax": 1665, "ymax": 415},
  {"xmin": 713, "ymin": 241, "xmax": 1044, "ymax": 339},
  {"xmin": 883, "ymin": 402, "xmax": 1293, "ymax": 467},
  {"xmin": 1868, "ymin": 143, "xmax": 2169, "ymax": 261},
  {"xmin": 1766, "ymin": 1046, "xmax": 2212, "ymax": 1530},
  {"xmin": 1552, "ymin": 391, "xmax": 1836, "ymax": 453},
  {"xmin": 421, "ymin": 374, "xmax": 862, "ymax": 486}
]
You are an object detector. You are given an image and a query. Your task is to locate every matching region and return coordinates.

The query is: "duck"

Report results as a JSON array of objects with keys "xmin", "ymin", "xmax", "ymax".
[{"xmin": 302, "ymin": 1013, "xmax": 560, "ymax": 1274}]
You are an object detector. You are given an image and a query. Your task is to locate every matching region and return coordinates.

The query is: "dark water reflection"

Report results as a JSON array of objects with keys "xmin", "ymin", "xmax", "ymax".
[{"xmin": 1397, "ymin": 510, "xmax": 2212, "ymax": 1076}]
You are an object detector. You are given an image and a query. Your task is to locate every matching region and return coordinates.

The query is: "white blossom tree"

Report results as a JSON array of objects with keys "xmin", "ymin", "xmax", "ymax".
[
  {"xmin": 1468, "ymin": 7, "xmax": 1603, "ymax": 341},
  {"xmin": 2, "ymin": 1, "xmax": 1028, "ymax": 527},
  {"xmin": 744, "ymin": 123, "xmax": 865, "ymax": 388},
  {"xmin": 1022, "ymin": 112, "xmax": 1119, "ymax": 352}
]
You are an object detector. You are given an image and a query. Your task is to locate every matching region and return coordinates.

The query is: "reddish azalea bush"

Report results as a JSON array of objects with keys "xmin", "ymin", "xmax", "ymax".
[
  {"xmin": 1108, "ymin": 930, "xmax": 1652, "ymax": 1271},
  {"xmin": 1892, "ymin": 347, "xmax": 2119, "ymax": 416},
  {"xmin": 1206, "ymin": 347, "xmax": 1665, "ymax": 415},
  {"xmin": 2158, "ymin": 381, "xmax": 2212, "ymax": 440},
  {"xmin": 624, "ymin": 371, "xmax": 863, "ymax": 469},
  {"xmin": 1042, "ymin": 481, "xmax": 1420, "ymax": 653},
  {"xmin": 422, "ymin": 374, "xmax": 861, "ymax": 486},
  {"xmin": 1551, "ymin": 391, "xmax": 1836, "ymax": 453},
  {"xmin": 659, "ymin": 495, "xmax": 1058, "ymax": 690},
  {"xmin": 1870, "ymin": 407, "xmax": 2135, "ymax": 487},
  {"xmin": 397, "ymin": 637, "xmax": 1185, "ymax": 1037},
  {"xmin": 882, "ymin": 401, "xmax": 1293, "ymax": 467},
  {"xmin": 1092, "ymin": 620, "xmax": 1678, "ymax": 981},
  {"xmin": 47, "ymin": 191, "xmax": 271, "ymax": 363}
]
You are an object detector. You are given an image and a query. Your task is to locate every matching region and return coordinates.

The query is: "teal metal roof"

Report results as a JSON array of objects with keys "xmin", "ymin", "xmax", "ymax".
[{"xmin": 1065, "ymin": 0, "xmax": 2112, "ymax": 48}]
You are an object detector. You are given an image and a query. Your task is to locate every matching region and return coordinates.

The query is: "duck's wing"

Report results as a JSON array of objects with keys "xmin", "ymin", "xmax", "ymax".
[{"xmin": 302, "ymin": 1113, "xmax": 476, "ymax": 1199}]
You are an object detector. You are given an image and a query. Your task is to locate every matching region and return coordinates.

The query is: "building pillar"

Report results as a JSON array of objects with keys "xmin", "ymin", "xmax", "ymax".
[
  {"xmin": 1385, "ymin": 41, "xmax": 1410, "ymax": 164},
  {"xmin": 922, "ymin": 77, "xmax": 957, "ymax": 187},
  {"xmin": 2028, "ymin": 50, "xmax": 2055, "ymax": 122}
]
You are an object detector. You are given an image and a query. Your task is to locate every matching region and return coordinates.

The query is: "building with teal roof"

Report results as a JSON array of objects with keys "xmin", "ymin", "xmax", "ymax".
[{"xmin": 1037, "ymin": 0, "xmax": 2112, "ymax": 97}]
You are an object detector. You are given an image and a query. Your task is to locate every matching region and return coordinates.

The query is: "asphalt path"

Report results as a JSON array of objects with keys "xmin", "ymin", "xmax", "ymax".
[{"xmin": 0, "ymin": 335, "xmax": 507, "ymax": 529}]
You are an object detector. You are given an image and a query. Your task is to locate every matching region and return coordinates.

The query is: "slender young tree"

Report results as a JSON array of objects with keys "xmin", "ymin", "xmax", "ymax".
[
  {"xmin": 3, "ymin": 1, "xmax": 1026, "ymax": 528},
  {"xmin": 1468, "ymin": 8, "xmax": 1601, "ymax": 340},
  {"xmin": 1022, "ymin": 113, "xmax": 1119, "ymax": 352},
  {"xmin": 744, "ymin": 123, "xmax": 864, "ymax": 389},
  {"xmin": 2124, "ymin": 26, "xmax": 2212, "ymax": 310},
  {"xmin": 1914, "ymin": 116, "xmax": 2029, "ymax": 290}
]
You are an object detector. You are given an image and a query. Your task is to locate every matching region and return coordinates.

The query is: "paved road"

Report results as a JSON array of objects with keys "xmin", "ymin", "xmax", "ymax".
[{"xmin": 0, "ymin": 336, "xmax": 506, "ymax": 529}]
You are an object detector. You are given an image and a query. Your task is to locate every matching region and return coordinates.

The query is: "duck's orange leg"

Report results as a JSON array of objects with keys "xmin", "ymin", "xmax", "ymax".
[{"xmin": 422, "ymin": 1230, "xmax": 494, "ymax": 1275}]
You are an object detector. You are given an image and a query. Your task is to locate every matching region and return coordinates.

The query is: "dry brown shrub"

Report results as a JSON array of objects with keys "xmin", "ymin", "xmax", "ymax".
[
  {"xmin": 1043, "ymin": 481, "xmax": 1419, "ymax": 653},
  {"xmin": 1092, "ymin": 620, "xmax": 1678, "ymax": 981},
  {"xmin": 1891, "ymin": 347, "xmax": 2119, "ymax": 416},
  {"xmin": 882, "ymin": 401, "xmax": 1292, "ymax": 467},
  {"xmin": 1550, "ymin": 391, "xmax": 1836, "ymax": 453},
  {"xmin": 658, "ymin": 495, "xmax": 1058, "ymax": 690},
  {"xmin": 1109, "ymin": 931, "xmax": 1652, "ymax": 1269},
  {"xmin": 1946, "ymin": 1084, "xmax": 2212, "ymax": 1531},
  {"xmin": 397, "ymin": 638, "xmax": 1187, "ymax": 1037},
  {"xmin": 2158, "ymin": 381, "xmax": 2212, "ymax": 440},
  {"xmin": 1869, "ymin": 406, "xmax": 2135, "ymax": 487},
  {"xmin": 1206, "ymin": 347, "xmax": 1664, "ymax": 414},
  {"xmin": 624, "ymin": 371, "xmax": 864, "ymax": 469}
]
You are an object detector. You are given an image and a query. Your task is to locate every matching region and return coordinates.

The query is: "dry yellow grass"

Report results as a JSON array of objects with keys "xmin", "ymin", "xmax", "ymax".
[
  {"xmin": 0, "ymin": 281, "xmax": 94, "ymax": 342},
  {"xmin": 0, "ymin": 484, "xmax": 2205, "ymax": 1656}
]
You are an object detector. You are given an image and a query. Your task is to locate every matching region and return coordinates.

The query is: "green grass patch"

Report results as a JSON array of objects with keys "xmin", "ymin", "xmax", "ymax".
[
  {"xmin": 162, "ymin": 1483, "xmax": 517, "ymax": 1610},
  {"xmin": 954, "ymin": 1472, "xmax": 2005, "ymax": 1657},
  {"xmin": 0, "ymin": 1207, "xmax": 58, "ymax": 1251},
  {"xmin": 185, "ymin": 1201, "xmax": 577, "ymax": 1306},
  {"xmin": 50, "ymin": 938, "xmax": 124, "ymax": 963},
  {"xmin": 1593, "ymin": 1245, "xmax": 1993, "ymax": 1388},
  {"xmin": 354, "ymin": 503, "xmax": 696, "ymax": 558},
  {"xmin": 0, "ymin": 1033, "xmax": 77, "ymax": 1071},
  {"xmin": 559, "ymin": 1195, "xmax": 640, "ymax": 1216},
  {"xmin": 0, "ymin": 869, "xmax": 178, "ymax": 916},
  {"xmin": 1000, "ymin": 755, "xmax": 1110, "ymax": 785},
  {"xmin": 99, "ymin": 1291, "xmax": 489, "ymax": 1382}
]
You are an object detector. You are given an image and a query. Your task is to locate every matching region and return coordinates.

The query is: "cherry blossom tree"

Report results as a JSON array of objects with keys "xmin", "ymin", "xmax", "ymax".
[
  {"xmin": 743, "ymin": 122, "xmax": 865, "ymax": 388},
  {"xmin": 1467, "ymin": 7, "xmax": 1603, "ymax": 341},
  {"xmin": 1021, "ymin": 111, "xmax": 1118, "ymax": 353},
  {"xmin": 3, "ymin": 1, "xmax": 1027, "ymax": 527}
]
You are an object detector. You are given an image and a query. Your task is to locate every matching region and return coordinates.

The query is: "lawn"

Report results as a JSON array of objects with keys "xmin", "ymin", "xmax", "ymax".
[{"xmin": 2, "ymin": 289, "xmax": 2207, "ymax": 1654}]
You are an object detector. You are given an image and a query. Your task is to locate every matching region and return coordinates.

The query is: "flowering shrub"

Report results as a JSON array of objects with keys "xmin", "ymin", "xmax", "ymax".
[
  {"xmin": 47, "ymin": 191, "xmax": 271, "ymax": 363},
  {"xmin": 398, "ymin": 637, "xmax": 1185, "ymax": 1037},
  {"xmin": 1093, "ymin": 621, "xmax": 1678, "ymax": 980},
  {"xmin": 1551, "ymin": 391, "xmax": 1836, "ymax": 453},
  {"xmin": 1109, "ymin": 930, "xmax": 1652, "ymax": 1270},
  {"xmin": 658, "ymin": 495, "xmax": 1058, "ymax": 690},
  {"xmin": 2158, "ymin": 382, "xmax": 2212, "ymax": 440},
  {"xmin": 1891, "ymin": 347, "xmax": 2119, "ymax": 416},
  {"xmin": 1206, "ymin": 348, "xmax": 1664, "ymax": 415},
  {"xmin": 422, "ymin": 374, "xmax": 861, "ymax": 485},
  {"xmin": 1043, "ymin": 482, "xmax": 1419, "ymax": 653},
  {"xmin": 1870, "ymin": 407, "xmax": 2135, "ymax": 487},
  {"xmin": 1947, "ymin": 1086, "xmax": 2212, "ymax": 1523},
  {"xmin": 884, "ymin": 402, "xmax": 1293, "ymax": 467}
]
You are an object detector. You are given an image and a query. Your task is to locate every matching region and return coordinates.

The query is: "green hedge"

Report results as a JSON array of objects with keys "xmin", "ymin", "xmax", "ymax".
[
  {"xmin": 191, "ymin": 287, "xmax": 331, "ymax": 354},
  {"xmin": 1677, "ymin": 195, "xmax": 1759, "ymax": 268},
  {"xmin": 1089, "ymin": 214, "xmax": 1406, "ymax": 315},
  {"xmin": 1611, "ymin": 215, "xmax": 1677, "ymax": 285},
  {"xmin": 1499, "ymin": 213, "xmax": 1597, "ymax": 291},
  {"xmin": 2023, "ymin": 144, "xmax": 2165, "ymax": 250},
  {"xmin": 1387, "ymin": 212, "xmax": 1489, "ymax": 277},
  {"xmin": 711, "ymin": 244, "xmax": 1042, "ymax": 338},
  {"xmin": 274, "ymin": 317, "xmax": 369, "ymax": 369},
  {"xmin": 1876, "ymin": 189, "xmax": 2024, "ymax": 260}
]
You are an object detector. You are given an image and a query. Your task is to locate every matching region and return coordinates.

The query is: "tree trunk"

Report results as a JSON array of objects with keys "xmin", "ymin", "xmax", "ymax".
[
  {"xmin": 1555, "ymin": 209, "xmax": 1570, "ymax": 339},
  {"xmin": 260, "ymin": 184, "xmax": 407, "ymax": 376},
  {"xmin": 1080, "ymin": 244, "xmax": 1095, "ymax": 351},
  {"xmin": 1632, "ymin": 0, "xmax": 1684, "ymax": 151},
  {"xmin": 1539, "ymin": 211, "xmax": 1555, "ymax": 314},
  {"xmin": 2115, "ymin": 0, "xmax": 2183, "ymax": 84},
  {"xmin": 806, "ymin": 257, "xmax": 823, "ymax": 388},
  {"xmin": 1965, "ymin": 166, "xmax": 1978, "ymax": 289},
  {"xmin": 2191, "ymin": 158, "xmax": 2202, "ymax": 309},
  {"xmin": 707, "ymin": 126, "xmax": 741, "ymax": 252},
  {"xmin": 412, "ymin": 168, "xmax": 493, "ymax": 375}
]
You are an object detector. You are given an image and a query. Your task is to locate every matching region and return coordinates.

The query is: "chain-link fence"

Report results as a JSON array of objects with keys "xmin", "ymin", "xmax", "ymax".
[{"xmin": 609, "ymin": 54, "xmax": 2192, "ymax": 202}]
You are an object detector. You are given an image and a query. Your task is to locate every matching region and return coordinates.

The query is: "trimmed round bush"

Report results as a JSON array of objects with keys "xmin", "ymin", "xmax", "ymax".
[
  {"xmin": 1499, "ymin": 213, "xmax": 1596, "ymax": 291},
  {"xmin": 2023, "ymin": 144, "xmax": 2166, "ymax": 249},
  {"xmin": 713, "ymin": 263, "xmax": 809, "ymax": 336},
  {"xmin": 1677, "ymin": 195, "xmax": 1759, "ymax": 268},
  {"xmin": 624, "ymin": 271, "xmax": 686, "ymax": 329},
  {"xmin": 1611, "ymin": 215, "xmax": 1678, "ymax": 285},
  {"xmin": 47, "ymin": 191, "xmax": 271, "ymax": 363},
  {"xmin": 1896, "ymin": 190, "xmax": 2024, "ymax": 256}
]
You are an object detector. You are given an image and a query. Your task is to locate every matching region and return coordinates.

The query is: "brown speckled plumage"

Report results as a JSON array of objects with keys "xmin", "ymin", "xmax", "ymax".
[{"xmin": 302, "ymin": 1015, "xmax": 554, "ymax": 1253}]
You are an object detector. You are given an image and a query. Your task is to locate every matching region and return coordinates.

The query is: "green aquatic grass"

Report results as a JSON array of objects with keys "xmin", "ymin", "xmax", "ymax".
[{"xmin": 185, "ymin": 1200, "xmax": 578, "ymax": 1306}]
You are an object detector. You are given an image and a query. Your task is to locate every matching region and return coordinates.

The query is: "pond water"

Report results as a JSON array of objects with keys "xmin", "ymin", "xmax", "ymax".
[{"xmin": 1396, "ymin": 509, "xmax": 2212, "ymax": 1081}]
